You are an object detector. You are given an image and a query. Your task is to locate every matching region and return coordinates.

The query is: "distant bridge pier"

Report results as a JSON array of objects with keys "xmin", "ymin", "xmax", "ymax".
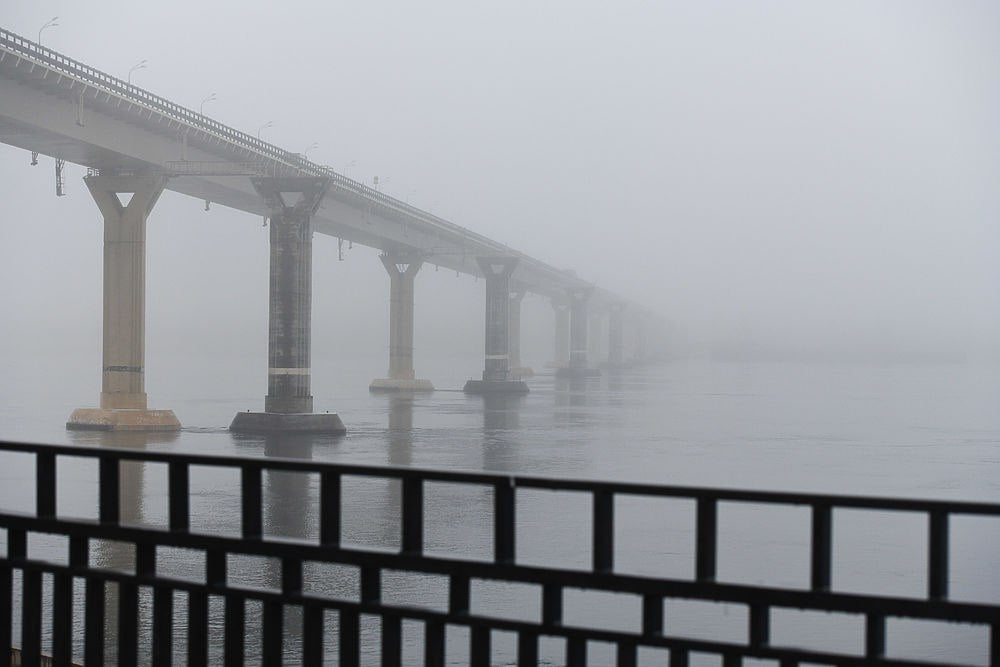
[
  {"xmin": 230, "ymin": 177, "xmax": 346, "ymax": 434},
  {"xmin": 549, "ymin": 299, "xmax": 570, "ymax": 369},
  {"xmin": 370, "ymin": 254, "xmax": 433, "ymax": 392},
  {"xmin": 67, "ymin": 174, "xmax": 180, "ymax": 432},
  {"xmin": 464, "ymin": 257, "xmax": 528, "ymax": 394},
  {"xmin": 607, "ymin": 302, "xmax": 626, "ymax": 369},
  {"xmin": 556, "ymin": 286, "xmax": 600, "ymax": 378},
  {"xmin": 508, "ymin": 286, "xmax": 533, "ymax": 379}
]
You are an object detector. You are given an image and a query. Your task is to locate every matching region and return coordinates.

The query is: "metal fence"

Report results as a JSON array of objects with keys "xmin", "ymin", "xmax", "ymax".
[{"xmin": 0, "ymin": 439, "xmax": 997, "ymax": 666}]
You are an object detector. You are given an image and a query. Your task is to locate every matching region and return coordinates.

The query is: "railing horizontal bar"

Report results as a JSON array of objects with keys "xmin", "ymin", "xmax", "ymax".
[
  {"xmin": 1, "ymin": 440, "xmax": 996, "ymax": 516},
  {"xmin": 2, "ymin": 513, "xmax": 995, "ymax": 624}
]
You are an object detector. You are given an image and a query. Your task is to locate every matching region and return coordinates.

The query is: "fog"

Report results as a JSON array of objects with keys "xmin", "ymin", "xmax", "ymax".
[{"xmin": 1, "ymin": 0, "xmax": 998, "ymax": 368}]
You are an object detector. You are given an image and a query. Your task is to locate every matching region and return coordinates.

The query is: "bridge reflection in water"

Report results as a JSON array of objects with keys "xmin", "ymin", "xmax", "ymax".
[{"xmin": 1, "ymin": 432, "xmax": 998, "ymax": 666}]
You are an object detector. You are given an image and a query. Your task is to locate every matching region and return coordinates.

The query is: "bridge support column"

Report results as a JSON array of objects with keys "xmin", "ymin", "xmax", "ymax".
[
  {"xmin": 608, "ymin": 302, "xmax": 626, "ymax": 369},
  {"xmin": 67, "ymin": 174, "xmax": 180, "ymax": 431},
  {"xmin": 370, "ymin": 254, "xmax": 433, "ymax": 392},
  {"xmin": 556, "ymin": 286, "xmax": 600, "ymax": 378},
  {"xmin": 549, "ymin": 300, "xmax": 570, "ymax": 368},
  {"xmin": 508, "ymin": 287, "xmax": 533, "ymax": 379},
  {"xmin": 230, "ymin": 177, "xmax": 345, "ymax": 434},
  {"xmin": 464, "ymin": 258, "xmax": 528, "ymax": 394}
]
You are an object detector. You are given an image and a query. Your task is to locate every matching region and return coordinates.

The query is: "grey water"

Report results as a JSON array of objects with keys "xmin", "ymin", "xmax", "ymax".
[{"xmin": 0, "ymin": 351, "xmax": 998, "ymax": 665}]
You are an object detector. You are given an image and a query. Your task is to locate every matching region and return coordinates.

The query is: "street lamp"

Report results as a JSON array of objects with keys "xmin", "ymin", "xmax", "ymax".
[
  {"xmin": 37, "ymin": 17, "xmax": 58, "ymax": 46},
  {"xmin": 257, "ymin": 120, "xmax": 274, "ymax": 139},
  {"xmin": 127, "ymin": 59, "xmax": 147, "ymax": 85},
  {"xmin": 200, "ymin": 92, "xmax": 217, "ymax": 115},
  {"xmin": 341, "ymin": 160, "xmax": 356, "ymax": 176},
  {"xmin": 373, "ymin": 175, "xmax": 390, "ymax": 191},
  {"xmin": 303, "ymin": 142, "xmax": 318, "ymax": 159}
]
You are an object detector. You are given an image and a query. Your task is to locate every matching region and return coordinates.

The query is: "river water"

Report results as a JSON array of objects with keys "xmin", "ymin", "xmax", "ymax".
[{"xmin": 0, "ymin": 352, "xmax": 997, "ymax": 665}]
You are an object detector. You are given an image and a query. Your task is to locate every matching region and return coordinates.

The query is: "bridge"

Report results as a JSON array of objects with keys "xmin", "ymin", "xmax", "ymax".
[{"xmin": 0, "ymin": 26, "xmax": 661, "ymax": 434}]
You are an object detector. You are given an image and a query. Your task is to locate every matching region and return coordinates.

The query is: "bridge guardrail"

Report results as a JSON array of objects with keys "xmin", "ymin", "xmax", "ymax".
[
  {"xmin": 0, "ymin": 439, "xmax": 997, "ymax": 666},
  {"xmin": 0, "ymin": 27, "xmax": 595, "ymax": 294}
]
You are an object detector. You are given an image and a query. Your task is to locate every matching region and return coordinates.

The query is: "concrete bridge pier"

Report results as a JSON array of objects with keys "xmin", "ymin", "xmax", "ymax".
[
  {"xmin": 370, "ymin": 254, "xmax": 433, "ymax": 392},
  {"xmin": 464, "ymin": 257, "xmax": 528, "ymax": 394},
  {"xmin": 556, "ymin": 286, "xmax": 600, "ymax": 378},
  {"xmin": 230, "ymin": 177, "xmax": 345, "ymax": 434},
  {"xmin": 607, "ymin": 302, "xmax": 626, "ymax": 369},
  {"xmin": 67, "ymin": 174, "xmax": 180, "ymax": 432},
  {"xmin": 508, "ymin": 286, "xmax": 533, "ymax": 379},
  {"xmin": 548, "ymin": 299, "xmax": 570, "ymax": 369}
]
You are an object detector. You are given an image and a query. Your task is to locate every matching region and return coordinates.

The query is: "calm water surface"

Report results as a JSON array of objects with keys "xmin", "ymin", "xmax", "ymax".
[{"xmin": 0, "ymin": 353, "xmax": 997, "ymax": 665}]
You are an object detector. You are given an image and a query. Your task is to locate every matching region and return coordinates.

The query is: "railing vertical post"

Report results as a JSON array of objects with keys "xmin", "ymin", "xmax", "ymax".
[
  {"xmin": 811, "ymin": 503, "xmax": 832, "ymax": 591},
  {"xmin": 0, "ymin": 557, "xmax": 10, "ymax": 666},
  {"xmin": 320, "ymin": 471, "xmax": 341, "ymax": 547},
  {"xmin": 566, "ymin": 637, "xmax": 587, "ymax": 665},
  {"xmin": 542, "ymin": 583, "xmax": 562, "ymax": 627},
  {"xmin": 593, "ymin": 489, "xmax": 614, "ymax": 572},
  {"xmin": 449, "ymin": 573, "xmax": 470, "ymax": 615},
  {"xmin": 188, "ymin": 591, "xmax": 209, "ymax": 665},
  {"xmin": 262, "ymin": 600, "xmax": 283, "ymax": 664},
  {"xmin": 340, "ymin": 610, "xmax": 361, "ymax": 666},
  {"xmin": 361, "ymin": 566, "xmax": 381, "ymax": 605},
  {"xmin": 642, "ymin": 594, "xmax": 663, "ymax": 636},
  {"xmin": 168, "ymin": 462, "xmax": 190, "ymax": 532},
  {"xmin": 302, "ymin": 603, "xmax": 323, "ymax": 665},
  {"xmin": 928, "ymin": 510, "xmax": 949, "ymax": 599},
  {"xmin": 51, "ymin": 572, "xmax": 73, "ymax": 665},
  {"xmin": 865, "ymin": 613, "xmax": 885, "ymax": 660},
  {"xmin": 118, "ymin": 580, "xmax": 139, "ymax": 666},
  {"xmin": 21, "ymin": 568, "xmax": 42, "ymax": 667},
  {"xmin": 470, "ymin": 626, "xmax": 491, "ymax": 667},
  {"xmin": 241, "ymin": 464, "xmax": 262, "ymax": 539},
  {"xmin": 35, "ymin": 450, "xmax": 56, "ymax": 518},
  {"xmin": 382, "ymin": 614, "xmax": 403, "ymax": 667},
  {"xmin": 152, "ymin": 585, "xmax": 174, "ymax": 667},
  {"xmin": 402, "ymin": 477, "xmax": 424, "ymax": 555},
  {"xmin": 84, "ymin": 577, "xmax": 105, "ymax": 666},
  {"xmin": 99, "ymin": 456, "xmax": 120, "ymax": 524},
  {"xmin": 494, "ymin": 479, "xmax": 516, "ymax": 564},
  {"xmin": 207, "ymin": 549, "xmax": 226, "ymax": 589},
  {"xmin": 424, "ymin": 620, "xmax": 445, "ymax": 667},
  {"xmin": 224, "ymin": 594, "xmax": 245, "ymax": 667},
  {"xmin": 617, "ymin": 640, "xmax": 638, "ymax": 667},
  {"xmin": 749, "ymin": 603, "xmax": 769, "ymax": 648},
  {"xmin": 517, "ymin": 632, "xmax": 538, "ymax": 666},
  {"xmin": 696, "ymin": 497, "xmax": 717, "ymax": 581}
]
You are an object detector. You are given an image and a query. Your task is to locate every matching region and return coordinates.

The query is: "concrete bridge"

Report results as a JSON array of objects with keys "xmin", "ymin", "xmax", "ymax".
[{"xmin": 0, "ymin": 26, "xmax": 659, "ymax": 434}]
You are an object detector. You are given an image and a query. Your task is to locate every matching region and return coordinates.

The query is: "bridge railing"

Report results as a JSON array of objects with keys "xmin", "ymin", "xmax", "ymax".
[
  {"xmin": 0, "ymin": 439, "xmax": 997, "ymax": 666},
  {"xmin": 0, "ymin": 28, "xmax": 578, "ymax": 287}
]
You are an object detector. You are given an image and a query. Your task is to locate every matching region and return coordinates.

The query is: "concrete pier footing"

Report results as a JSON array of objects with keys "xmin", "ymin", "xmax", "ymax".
[
  {"xmin": 369, "ymin": 254, "xmax": 434, "ymax": 393},
  {"xmin": 464, "ymin": 257, "xmax": 529, "ymax": 395},
  {"xmin": 67, "ymin": 174, "xmax": 180, "ymax": 432},
  {"xmin": 229, "ymin": 176, "xmax": 345, "ymax": 434}
]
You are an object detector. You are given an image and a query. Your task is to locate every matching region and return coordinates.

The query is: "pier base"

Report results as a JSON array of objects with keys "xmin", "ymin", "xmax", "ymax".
[
  {"xmin": 67, "ymin": 408, "xmax": 180, "ymax": 432},
  {"xmin": 229, "ymin": 412, "xmax": 346, "ymax": 434},
  {"xmin": 555, "ymin": 366, "xmax": 601, "ymax": 379},
  {"xmin": 463, "ymin": 379, "xmax": 529, "ymax": 395},
  {"xmin": 369, "ymin": 378, "xmax": 435, "ymax": 392}
]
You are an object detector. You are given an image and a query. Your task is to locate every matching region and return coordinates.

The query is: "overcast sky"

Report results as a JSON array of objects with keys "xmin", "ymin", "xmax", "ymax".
[{"xmin": 1, "ymin": 0, "xmax": 998, "ymax": 365}]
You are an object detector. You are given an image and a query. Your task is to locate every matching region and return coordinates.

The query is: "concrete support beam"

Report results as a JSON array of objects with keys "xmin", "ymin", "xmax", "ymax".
[
  {"xmin": 608, "ymin": 302, "xmax": 626, "ymax": 369},
  {"xmin": 231, "ymin": 177, "xmax": 345, "ymax": 434},
  {"xmin": 550, "ymin": 299, "xmax": 570, "ymax": 369},
  {"xmin": 370, "ymin": 254, "xmax": 433, "ymax": 392},
  {"xmin": 556, "ymin": 286, "xmax": 600, "ymax": 378},
  {"xmin": 508, "ymin": 286, "xmax": 533, "ymax": 379},
  {"xmin": 464, "ymin": 257, "xmax": 528, "ymax": 394},
  {"xmin": 67, "ymin": 174, "xmax": 179, "ymax": 431}
]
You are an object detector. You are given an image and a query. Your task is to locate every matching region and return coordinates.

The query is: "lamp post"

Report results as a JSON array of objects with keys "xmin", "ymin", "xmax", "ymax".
[
  {"xmin": 341, "ymin": 160, "xmax": 356, "ymax": 176},
  {"xmin": 200, "ymin": 92, "xmax": 217, "ymax": 115},
  {"xmin": 257, "ymin": 120, "xmax": 274, "ymax": 139},
  {"xmin": 37, "ymin": 17, "xmax": 58, "ymax": 46},
  {"xmin": 127, "ymin": 59, "xmax": 147, "ymax": 85},
  {"xmin": 303, "ymin": 142, "xmax": 318, "ymax": 159}
]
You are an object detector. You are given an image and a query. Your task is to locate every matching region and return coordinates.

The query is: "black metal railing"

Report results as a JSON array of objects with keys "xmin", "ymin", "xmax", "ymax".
[{"xmin": 1, "ymin": 439, "xmax": 998, "ymax": 666}]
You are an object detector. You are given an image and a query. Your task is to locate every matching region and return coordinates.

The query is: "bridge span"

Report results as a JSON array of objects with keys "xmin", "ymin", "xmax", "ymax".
[{"xmin": 0, "ymin": 26, "xmax": 659, "ymax": 433}]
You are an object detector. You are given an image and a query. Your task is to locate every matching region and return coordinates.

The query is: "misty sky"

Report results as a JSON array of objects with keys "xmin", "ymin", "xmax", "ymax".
[{"xmin": 1, "ymin": 1, "xmax": 998, "ymax": 366}]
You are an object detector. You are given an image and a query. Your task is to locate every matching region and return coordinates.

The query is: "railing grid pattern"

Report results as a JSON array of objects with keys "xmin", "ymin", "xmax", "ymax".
[{"xmin": 0, "ymin": 440, "xmax": 998, "ymax": 666}]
